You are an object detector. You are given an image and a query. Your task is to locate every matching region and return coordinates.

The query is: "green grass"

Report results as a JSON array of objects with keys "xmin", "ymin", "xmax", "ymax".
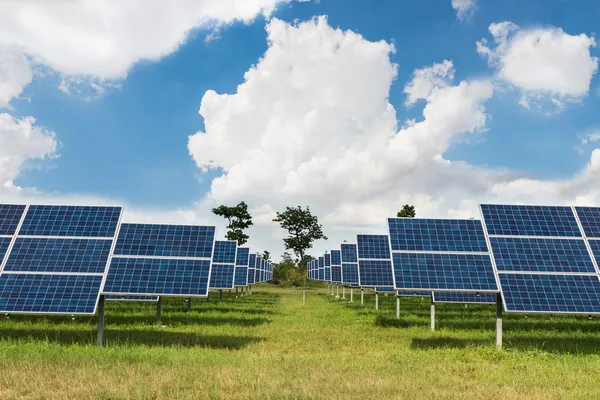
[{"xmin": 0, "ymin": 286, "xmax": 600, "ymax": 399}]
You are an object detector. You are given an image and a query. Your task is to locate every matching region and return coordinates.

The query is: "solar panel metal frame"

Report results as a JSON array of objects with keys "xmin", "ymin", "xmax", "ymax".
[
  {"xmin": 432, "ymin": 291, "xmax": 496, "ymax": 304},
  {"xmin": 103, "ymin": 222, "xmax": 217, "ymax": 299},
  {"xmin": 0, "ymin": 204, "xmax": 124, "ymax": 315},
  {"xmin": 388, "ymin": 217, "xmax": 499, "ymax": 294},
  {"xmin": 356, "ymin": 234, "xmax": 395, "ymax": 288},
  {"xmin": 480, "ymin": 204, "xmax": 600, "ymax": 315},
  {"xmin": 105, "ymin": 295, "xmax": 159, "ymax": 302}
]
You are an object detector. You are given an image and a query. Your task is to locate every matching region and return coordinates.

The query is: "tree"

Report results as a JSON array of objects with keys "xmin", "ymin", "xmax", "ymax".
[
  {"xmin": 273, "ymin": 206, "xmax": 327, "ymax": 266},
  {"xmin": 212, "ymin": 201, "xmax": 253, "ymax": 245},
  {"xmin": 397, "ymin": 204, "xmax": 416, "ymax": 218},
  {"xmin": 262, "ymin": 250, "xmax": 271, "ymax": 261}
]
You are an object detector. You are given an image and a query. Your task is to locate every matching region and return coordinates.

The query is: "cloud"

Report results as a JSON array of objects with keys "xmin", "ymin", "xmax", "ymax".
[
  {"xmin": 0, "ymin": 0, "xmax": 300, "ymax": 80},
  {"xmin": 451, "ymin": 0, "xmax": 476, "ymax": 20},
  {"xmin": 477, "ymin": 22, "xmax": 598, "ymax": 112},
  {"xmin": 0, "ymin": 44, "xmax": 32, "ymax": 108},
  {"xmin": 0, "ymin": 113, "xmax": 58, "ymax": 192}
]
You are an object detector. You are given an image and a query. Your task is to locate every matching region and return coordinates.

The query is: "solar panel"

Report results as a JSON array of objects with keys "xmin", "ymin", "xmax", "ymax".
[
  {"xmin": 341, "ymin": 244, "xmax": 359, "ymax": 285},
  {"xmin": 0, "ymin": 204, "xmax": 26, "ymax": 235},
  {"xmin": 0, "ymin": 237, "xmax": 12, "ymax": 262},
  {"xmin": 234, "ymin": 247, "xmax": 250, "ymax": 287},
  {"xmin": 392, "ymin": 252, "xmax": 497, "ymax": 291},
  {"xmin": 19, "ymin": 205, "xmax": 121, "ymax": 237},
  {"xmin": 357, "ymin": 235, "xmax": 394, "ymax": 287},
  {"xmin": 318, "ymin": 267, "xmax": 324, "ymax": 281},
  {"xmin": 212, "ymin": 240, "xmax": 237, "ymax": 264},
  {"xmin": 575, "ymin": 207, "xmax": 600, "ymax": 238},
  {"xmin": 4, "ymin": 238, "xmax": 113, "ymax": 273},
  {"xmin": 433, "ymin": 291, "xmax": 496, "ymax": 304},
  {"xmin": 397, "ymin": 290, "xmax": 431, "ymax": 297},
  {"xmin": 247, "ymin": 254, "xmax": 256, "ymax": 284},
  {"xmin": 0, "ymin": 274, "xmax": 102, "ymax": 313},
  {"xmin": 106, "ymin": 295, "xmax": 159, "ymax": 302},
  {"xmin": 331, "ymin": 265, "xmax": 342, "ymax": 284},
  {"xmin": 114, "ymin": 224, "xmax": 215, "ymax": 258},
  {"xmin": 490, "ymin": 237, "xmax": 595, "ymax": 273},
  {"xmin": 480, "ymin": 204, "xmax": 580, "ymax": 237},
  {"xmin": 0, "ymin": 204, "xmax": 123, "ymax": 315},
  {"xmin": 254, "ymin": 256, "xmax": 261, "ymax": 283},
  {"xmin": 331, "ymin": 250, "xmax": 341, "ymax": 266},
  {"xmin": 210, "ymin": 263, "xmax": 236, "ymax": 289},
  {"xmin": 341, "ymin": 243, "xmax": 358, "ymax": 263},
  {"xmin": 375, "ymin": 287, "xmax": 395, "ymax": 293},
  {"xmin": 499, "ymin": 273, "xmax": 600, "ymax": 313},
  {"xmin": 388, "ymin": 218, "xmax": 487, "ymax": 252}
]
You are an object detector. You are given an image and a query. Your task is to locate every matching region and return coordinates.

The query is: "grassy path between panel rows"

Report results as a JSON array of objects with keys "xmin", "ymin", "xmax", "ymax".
[{"xmin": 0, "ymin": 285, "xmax": 599, "ymax": 399}]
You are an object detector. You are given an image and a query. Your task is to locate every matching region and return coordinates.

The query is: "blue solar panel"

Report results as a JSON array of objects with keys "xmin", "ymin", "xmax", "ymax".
[
  {"xmin": 480, "ymin": 204, "xmax": 580, "ymax": 237},
  {"xmin": 4, "ymin": 238, "xmax": 112, "ymax": 273},
  {"xmin": 342, "ymin": 263, "xmax": 359, "ymax": 285},
  {"xmin": 357, "ymin": 235, "xmax": 391, "ymax": 259},
  {"xmin": 0, "ymin": 237, "xmax": 11, "ymax": 262},
  {"xmin": 325, "ymin": 254, "xmax": 331, "ymax": 266},
  {"xmin": 105, "ymin": 257, "xmax": 210, "ymax": 296},
  {"xmin": 324, "ymin": 267, "xmax": 331, "ymax": 281},
  {"xmin": 376, "ymin": 287, "xmax": 395, "ymax": 293},
  {"xmin": 587, "ymin": 240, "xmax": 600, "ymax": 265},
  {"xmin": 114, "ymin": 224, "xmax": 215, "ymax": 258},
  {"xmin": 392, "ymin": 253, "xmax": 497, "ymax": 291},
  {"xmin": 234, "ymin": 266, "xmax": 248, "ymax": 287},
  {"xmin": 236, "ymin": 247, "xmax": 250, "ymax": 266},
  {"xmin": 575, "ymin": 207, "xmax": 600, "ymax": 238},
  {"xmin": 318, "ymin": 268, "xmax": 324, "ymax": 280},
  {"xmin": 499, "ymin": 273, "xmax": 600, "ymax": 313},
  {"xmin": 331, "ymin": 266, "xmax": 342, "ymax": 283},
  {"xmin": 247, "ymin": 266, "xmax": 255, "ymax": 284},
  {"xmin": 19, "ymin": 205, "xmax": 121, "ymax": 237},
  {"xmin": 0, "ymin": 274, "xmax": 102, "ymax": 314},
  {"xmin": 397, "ymin": 290, "xmax": 431, "ymax": 297},
  {"xmin": 249, "ymin": 254, "xmax": 256, "ymax": 268},
  {"xmin": 106, "ymin": 295, "xmax": 159, "ymax": 301},
  {"xmin": 388, "ymin": 218, "xmax": 488, "ymax": 252},
  {"xmin": 213, "ymin": 241, "xmax": 237, "ymax": 264},
  {"xmin": 0, "ymin": 204, "xmax": 26, "ymax": 235},
  {"xmin": 433, "ymin": 291, "xmax": 496, "ymax": 304},
  {"xmin": 331, "ymin": 250, "xmax": 341, "ymax": 266},
  {"xmin": 490, "ymin": 237, "xmax": 595, "ymax": 273},
  {"xmin": 358, "ymin": 260, "xmax": 394, "ymax": 287},
  {"xmin": 341, "ymin": 244, "xmax": 357, "ymax": 263},
  {"xmin": 209, "ymin": 263, "xmax": 235, "ymax": 289},
  {"xmin": 318, "ymin": 257, "xmax": 324, "ymax": 268},
  {"xmin": 254, "ymin": 260, "xmax": 261, "ymax": 283}
]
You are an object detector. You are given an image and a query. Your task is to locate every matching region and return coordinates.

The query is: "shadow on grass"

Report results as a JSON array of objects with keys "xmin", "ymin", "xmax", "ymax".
[
  {"xmin": 105, "ymin": 314, "xmax": 270, "ymax": 327},
  {"xmin": 411, "ymin": 337, "xmax": 491, "ymax": 350},
  {"xmin": 0, "ymin": 328, "xmax": 264, "ymax": 349}
]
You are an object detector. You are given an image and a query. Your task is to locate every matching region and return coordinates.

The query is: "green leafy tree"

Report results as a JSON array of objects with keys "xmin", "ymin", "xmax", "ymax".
[
  {"xmin": 262, "ymin": 250, "xmax": 271, "ymax": 261},
  {"xmin": 397, "ymin": 204, "xmax": 416, "ymax": 218},
  {"xmin": 212, "ymin": 201, "xmax": 253, "ymax": 245},
  {"xmin": 273, "ymin": 206, "xmax": 327, "ymax": 267}
]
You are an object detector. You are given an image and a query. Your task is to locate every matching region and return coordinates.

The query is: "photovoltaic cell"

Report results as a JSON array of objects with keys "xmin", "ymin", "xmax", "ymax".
[
  {"xmin": 331, "ymin": 250, "xmax": 341, "ymax": 266},
  {"xmin": 358, "ymin": 260, "xmax": 394, "ymax": 287},
  {"xmin": 490, "ymin": 237, "xmax": 595, "ymax": 273},
  {"xmin": 114, "ymin": 224, "xmax": 215, "ymax": 258},
  {"xmin": 342, "ymin": 263, "xmax": 359, "ymax": 285},
  {"xmin": 388, "ymin": 218, "xmax": 488, "ymax": 252},
  {"xmin": 357, "ymin": 235, "xmax": 391, "ymax": 259},
  {"xmin": 19, "ymin": 205, "xmax": 121, "ymax": 237},
  {"xmin": 499, "ymin": 273, "xmax": 600, "ymax": 313},
  {"xmin": 105, "ymin": 258, "xmax": 211, "ymax": 296},
  {"xmin": 0, "ymin": 274, "xmax": 102, "ymax": 314},
  {"xmin": 341, "ymin": 244, "xmax": 358, "ymax": 263},
  {"xmin": 575, "ymin": 207, "xmax": 600, "ymax": 238},
  {"xmin": 213, "ymin": 241, "xmax": 237, "ymax": 264},
  {"xmin": 392, "ymin": 253, "xmax": 497, "ymax": 291},
  {"xmin": 0, "ymin": 204, "xmax": 26, "ymax": 235},
  {"xmin": 210, "ymin": 263, "xmax": 235, "ymax": 289},
  {"xmin": 433, "ymin": 291, "xmax": 496, "ymax": 304},
  {"xmin": 4, "ymin": 238, "xmax": 112, "ymax": 274},
  {"xmin": 480, "ymin": 204, "xmax": 580, "ymax": 237}
]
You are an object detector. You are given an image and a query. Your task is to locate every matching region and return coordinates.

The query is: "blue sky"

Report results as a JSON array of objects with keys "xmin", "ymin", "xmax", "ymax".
[{"xmin": 1, "ymin": 0, "xmax": 599, "ymax": 255}]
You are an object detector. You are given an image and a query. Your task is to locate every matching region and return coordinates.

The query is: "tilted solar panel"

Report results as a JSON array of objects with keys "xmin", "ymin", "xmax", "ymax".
[
  {"xmin": 357, "ymin": 235, "xmax": 394, "ymax": 287},
  {"xmin": 357, "ymin": 234, "xmax": 391, "ymax": 259},
  {"xmin": 575, "ymin": 207, "xmax": 600, "ymax": 238},
  {"xmin": 212, "ymin": 240, "xmax": 237, "ymax": 264},
  {"xmin": 388, "ymin": 218, "xmax": 488, "ymax": 252},
  {"xmin": 433, "ymin": 291, "xmax": 496, "ymax": 304},
  {"xmin": 234, "ymin": 247, "xmax": 250, "ymax": 287},
  {"xmin": 210, "ymin": 263, "xmax": 236, "ymax": 289},
  {"xmin": 114, "ymin": 224, "xmax": 215, "ymax": 258},
  {"xmin": 331, "ymin": 250, "xmax": 341, "ymax": 266},
  {"xmin": 341, "ymin": 243, "xmax": 358, "ymax": 263},
  {"xmin": 342, "ymin": 263, "xmax": 359, "ymax": 285},
  {"xmin": 480, "ymin": 204, "xmax": 580, "ymax": 237},
  {"xmin": 588, "ymin": 240, "xmax": 600, "ymax": 265},
  {"xmin": 19, "ymin": 205, "xmax": 121, "ymax": 237},
  {"xmin": 247, "ymin": 254, "xmax": 256, "ymax": 284},
  {"xmin": 318, "ymin": 267, "xmax": 324, "ymax": 281},
  {"xmin": 0, "ymin": 204, "xmax": 26, "ymax": 235}
]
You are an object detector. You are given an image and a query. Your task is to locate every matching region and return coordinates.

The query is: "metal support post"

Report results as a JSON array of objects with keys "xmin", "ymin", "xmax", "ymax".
[
  {"xmin": 336, "ymin": 285, "xmax": 340, "ymax": 298},
  {"xmin": 396, "ymin": 296, "xmax": 400, "ymax": 319},
  {"xmin": 361, "ymin": 289, "xmax": 364, "ymax": 306},
  {"xmin": 156, "ymin": 296, "xmax": 162, "ymax": 324},
  {"xmin": 96, "ymin": 295, "xmax": 105, "ymax": 347},
  {"xmin": 187, "ymin": 297, "xmax": 192, "ymax": 312},
  {"xmin": 350, "ymin": 288, "xmax": 353, "ymax": 302},
  {"xmin": 430, "ymin": 297, "xmax": 435, "ymax": 331},
  {"xmin": 236, "ymin": 287, "xmax": 238, "ymax": 298},
  {"xmin": 375, "ymin": 293, "xmax": 379, "ymax": 310},
  {"xmin": 303, "ymin": 290, "xmax": 306, "ymax": 306},
  {"xmin": 342, "ymin": 286, "xmax": 346, "ymax": 299},
  {"xmin": 219, "ymin": 290, "xmax": 223, "ymax": 302},
  {"xmin": 496, "ymin": 293, "xmax": 503, "ymax": 349},
  {"xmin": 229, "ymin": 289, "xmax": 231, "ymax": 297}
]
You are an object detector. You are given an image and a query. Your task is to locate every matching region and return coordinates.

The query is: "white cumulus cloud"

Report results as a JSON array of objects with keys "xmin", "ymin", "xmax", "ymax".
[
  {"xmin": 451, "ymin": 0, "xmax": 477, "ymax": 20},
  {"xmin": 477, "ymin": 22, "xmax": 598, "ymax": 111},
  {"xmin": 0, "ymin": 44, "xmax": 32, "ymax": 108}
]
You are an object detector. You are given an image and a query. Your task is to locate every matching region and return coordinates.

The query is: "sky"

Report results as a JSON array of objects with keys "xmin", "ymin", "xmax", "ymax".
[{"xmin": 1, "ymin": 0, "xmax": 599, "ymax": 260}]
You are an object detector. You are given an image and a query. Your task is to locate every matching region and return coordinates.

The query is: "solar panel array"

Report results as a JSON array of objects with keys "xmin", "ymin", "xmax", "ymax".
[
  {"xmin": 209, "ymin": 240, "xmax": 237, "ymax": 290},
  {"xmin": 0, "ymin": 205, "xmax": 122, "ymax": 314},
  {"xmin": 481, "ymin": 204, "xmax": 600, "ymax": 314}
]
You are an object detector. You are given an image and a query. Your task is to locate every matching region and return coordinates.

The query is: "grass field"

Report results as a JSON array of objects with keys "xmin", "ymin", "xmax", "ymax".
[{"xmin": 0, "ymin": 285, "xmax": 600, "ymax": 399}]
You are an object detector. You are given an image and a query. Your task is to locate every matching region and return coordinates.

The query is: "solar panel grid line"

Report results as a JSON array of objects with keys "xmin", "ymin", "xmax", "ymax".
[
  {"xmin": 393, "ymin": 250, "xmax": 491, "ymax": 255},
  {"xmin": 0, "ymin": 204, "xmax": 30, "ymax": 273},
  {"xmin": 16, "ymin": 235, "xmax": 115, "ymax": 240},
  {"xmin": 571, "ymin": 206, "xmax": 600, "ymax": 275},
  {"xmin": 484, "ymin": 234, "xmax": 586, "ymax": 240}
]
